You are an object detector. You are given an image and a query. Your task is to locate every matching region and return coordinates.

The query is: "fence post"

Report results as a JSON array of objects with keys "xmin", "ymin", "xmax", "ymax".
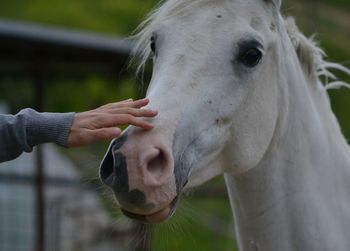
[{"xmin": 33, "ymin": 65, "xmax": 46, "ymax": 251}]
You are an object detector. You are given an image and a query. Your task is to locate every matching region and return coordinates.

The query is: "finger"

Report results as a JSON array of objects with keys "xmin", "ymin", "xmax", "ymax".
[
  {"xmin": 119, "ymin": 98, "xmax": 134, "ymax": 104},
  {"xmin": 108, "ymin": 98, "xmax": 150, "ymax": 109},
  {"xmin": 86, "ymin": 128, "xmax": 122, "ymax": 144},
  {"xmin": 108, "ymin": 108, "xmax": 158, "ymax": 117},
  {"xmin": 130, "ymin": 108, "xmax": 158, "ymax": 117},
  {"xmin": 130, "ymin": 98, "xmax": 150, "ymax": 108},
  {"xmin": 98, "ymin": 99, "xmax": 134, "ymax": 110},
  {"xmin": 114, "ymin": 114, "xmax": 154, "ymax": 130}
]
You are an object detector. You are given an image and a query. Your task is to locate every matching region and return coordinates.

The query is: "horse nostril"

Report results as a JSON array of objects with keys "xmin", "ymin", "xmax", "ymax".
[{"xmin": 146, "ymin": 148, "xmax": 168, "ymax": 178}]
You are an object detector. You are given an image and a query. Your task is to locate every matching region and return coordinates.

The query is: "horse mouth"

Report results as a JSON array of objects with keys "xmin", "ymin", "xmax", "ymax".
[{"xmin": 122, "ymin": 197, "xmax": 178, "ymax": 224}]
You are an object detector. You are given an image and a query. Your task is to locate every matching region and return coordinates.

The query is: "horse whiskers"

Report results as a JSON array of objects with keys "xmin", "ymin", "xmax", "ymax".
[
  {"xmin": 150, "ymin": 205, "xmax": 196, "ymax": 250},
  {"xmin": 130, "ymin": 222, "xmax": 153, "ymax": 249}
]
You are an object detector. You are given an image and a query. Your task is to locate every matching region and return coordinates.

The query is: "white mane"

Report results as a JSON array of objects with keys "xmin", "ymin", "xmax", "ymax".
[
  {"xmin": 284, "ymin": 17, "xmax": 350, "ymax": 91},
  {"xmin": 132, "ymin": 0, "xmax": 350, "ymax": 91}
]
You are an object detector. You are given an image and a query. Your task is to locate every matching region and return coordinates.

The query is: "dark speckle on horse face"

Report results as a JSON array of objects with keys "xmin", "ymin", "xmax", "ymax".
[
  {"xmin": 119, "ymin": 189, "xmax": 156, "ymax": 212},
  {"xmin": 270, "ymin": 22, "xmax": 276, "ymax": 32},
  {"xmin": 111, "ymin": 142, "xmax": 155, "ymax": 212},
  {"xmin": 127, "ymin": 189, "xmax": 146, "ymax": 205},
  {"xmin": 112, "ymin": 152, "xmax": 129, "ymax": 193}
]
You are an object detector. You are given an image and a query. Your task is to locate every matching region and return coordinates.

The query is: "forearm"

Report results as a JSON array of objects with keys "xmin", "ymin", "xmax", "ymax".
[{"xmin": 0, "ymin": 108, "xmax": 74, "ymax": 162}]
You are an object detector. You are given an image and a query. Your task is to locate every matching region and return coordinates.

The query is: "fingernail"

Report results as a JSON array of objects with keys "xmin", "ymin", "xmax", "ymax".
[{"xmin": 114, "ymin": 128, "xmax": 122, "ymax": 136}]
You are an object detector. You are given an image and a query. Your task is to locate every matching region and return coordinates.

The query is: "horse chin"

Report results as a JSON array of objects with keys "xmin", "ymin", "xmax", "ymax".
[{"xmin": 121, "ymin": 197, "xmax": 178, "ymax": 224}]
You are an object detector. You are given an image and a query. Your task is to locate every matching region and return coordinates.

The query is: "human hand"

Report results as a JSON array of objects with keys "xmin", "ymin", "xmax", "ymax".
[{"xmin": 67, "ymin": 98, "xmax": 157, "ymax": 147}]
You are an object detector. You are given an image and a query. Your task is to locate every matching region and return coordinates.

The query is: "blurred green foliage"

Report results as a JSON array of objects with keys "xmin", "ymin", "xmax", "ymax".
[
  {"xmin": 0, "ymin": 0, "xmax": 157, "ymax": 35},
  {"xmin": 320, "ymin": 0, "xmax": 350, "ymax": 7},
  {"xmin": 0, "ymin": 0, "xmax": 349, "ymax": 250}
]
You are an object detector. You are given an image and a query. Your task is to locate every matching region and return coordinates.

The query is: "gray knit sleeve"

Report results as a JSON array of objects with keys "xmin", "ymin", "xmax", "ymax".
[{"xmin": 0, "ymin": 108, "xmax": 74, "ymax": 162}]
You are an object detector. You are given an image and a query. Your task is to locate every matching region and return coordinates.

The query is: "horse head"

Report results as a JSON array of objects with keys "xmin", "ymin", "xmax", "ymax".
[{"xmin": 100, "ymin": 0, "xmax": 284, "ymax": 224}]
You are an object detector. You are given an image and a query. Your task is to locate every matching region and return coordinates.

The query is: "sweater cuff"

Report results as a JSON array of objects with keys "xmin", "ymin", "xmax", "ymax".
[{"xmin": 25, "ymin": 109, "xmax": 74, "ymax": 147}]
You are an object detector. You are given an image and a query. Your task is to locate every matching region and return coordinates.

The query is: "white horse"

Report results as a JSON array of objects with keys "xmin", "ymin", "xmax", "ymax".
[{"xmin": 100, "ymin": 0, "xmax": 350, "ymax": 250}]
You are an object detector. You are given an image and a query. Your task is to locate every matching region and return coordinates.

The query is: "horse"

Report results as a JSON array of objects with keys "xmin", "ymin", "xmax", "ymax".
[{"xmin": 99, "ymin": 0, "xmax": 350, "ymax": 250}]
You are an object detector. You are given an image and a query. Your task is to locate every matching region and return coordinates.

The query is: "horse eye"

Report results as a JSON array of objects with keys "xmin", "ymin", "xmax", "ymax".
[
  {"xmin": 238, "ymin": 48, "xmax": 263, "ymax": 67},
  {"xmin": 150, "ymin": 36, "xmax": 156, "ymax": 54}
]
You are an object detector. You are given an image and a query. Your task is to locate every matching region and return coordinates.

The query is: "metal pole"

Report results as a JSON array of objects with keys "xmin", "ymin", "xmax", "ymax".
[
  {"xmin": 33, "ymin": 67, "xmax": 46, "ymax": 251},
  {"xmin": 35, "ymin": 145, "xmax": 45, "ymax": 251}
]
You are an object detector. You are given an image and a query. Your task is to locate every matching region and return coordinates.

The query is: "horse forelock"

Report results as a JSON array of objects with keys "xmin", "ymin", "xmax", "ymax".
[{"xmin": 131, "ymin": 0, "xmax": 217, "ymax": 75}]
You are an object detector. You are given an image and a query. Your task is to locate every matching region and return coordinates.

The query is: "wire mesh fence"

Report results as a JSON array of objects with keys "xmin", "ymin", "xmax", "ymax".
[
  {"xmin": 0, "ymin": 21, "xmax": 145, "ymax": 251},
  {"xmin": 0, "ymin": 144, "xmax": 144, "ymax": 251}
]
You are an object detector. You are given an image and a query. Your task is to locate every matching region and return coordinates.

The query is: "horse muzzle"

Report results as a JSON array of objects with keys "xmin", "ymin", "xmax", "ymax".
[{"xmin": 99, "ymin": 130, "xmax": 178, "ymax": 224}]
